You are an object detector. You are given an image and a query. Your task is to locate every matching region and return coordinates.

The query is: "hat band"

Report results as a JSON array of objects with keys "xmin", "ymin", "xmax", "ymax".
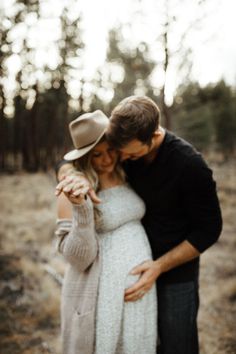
[{"xmin": 76, "ymin": 140, "xmax": 97, "ymax": 150}]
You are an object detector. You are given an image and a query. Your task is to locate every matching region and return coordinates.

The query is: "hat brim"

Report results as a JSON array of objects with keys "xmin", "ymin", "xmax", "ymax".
[{"xmin": 63, "ymin": 129, "xmax": 106, "ymax": 161}]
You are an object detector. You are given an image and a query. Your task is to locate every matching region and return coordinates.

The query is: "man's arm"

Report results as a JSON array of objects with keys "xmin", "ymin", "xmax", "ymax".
[
  {"xmin": 55, "ymin": 160, "xmax": 74, "ymax": 182},
  {"xmin": 182, "ymin": 155, "xmax": 222, "ymax": 252},
  {"xmin": 125, "ymin": 154, "xmax": 222, "ymax": 301},
  {"xmin": 124, "ymin": 240, "xmax": 199, "ymax": 301}
]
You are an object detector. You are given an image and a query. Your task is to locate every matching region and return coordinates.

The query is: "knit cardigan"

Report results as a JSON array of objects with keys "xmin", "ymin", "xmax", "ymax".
[{"xmin": 55, "ymin": 197, "xmax": 100, "ymax": 354}]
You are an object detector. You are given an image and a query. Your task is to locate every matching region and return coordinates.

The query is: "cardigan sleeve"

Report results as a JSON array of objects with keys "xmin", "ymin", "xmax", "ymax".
[
  {"xmin": 55, "ymin": 197, "xmax": 98, "ymax": 271},
  {"xmin": 181, "ymin": 154, "xmax": 223, "ymax": 253}
]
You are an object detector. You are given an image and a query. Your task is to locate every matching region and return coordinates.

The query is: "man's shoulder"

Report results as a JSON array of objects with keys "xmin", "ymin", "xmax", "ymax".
[
  {"xmin": 161, "ymin": 131, "xmax": 203, "ymax": 165},
  {"xmin": 123, "ymin": 131, "xmax": 208, "ymax": 174},
  {"xmin": 165, "ymin": 131, "xmax": 197, "ymax": 156},
  {"xmin": 166, "ymin": 131, "xmax": 212, "ymax": 175}
]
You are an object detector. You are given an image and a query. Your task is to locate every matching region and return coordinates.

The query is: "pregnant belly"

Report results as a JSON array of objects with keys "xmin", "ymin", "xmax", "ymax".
[{"xmin": 98, "ymin": 221, "xmax": 153, "ymax": 281}]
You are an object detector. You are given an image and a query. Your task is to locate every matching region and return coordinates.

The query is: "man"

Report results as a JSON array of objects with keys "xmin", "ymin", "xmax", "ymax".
[{"xmin": 56, "ymin": 96, "xmax": 222, "ymax": 354}]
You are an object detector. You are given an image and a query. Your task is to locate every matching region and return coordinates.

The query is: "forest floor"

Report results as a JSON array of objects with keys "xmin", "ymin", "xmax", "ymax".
[{"xmin": 0, "ymin": 160, "xmax": 236, "ymax": 354}]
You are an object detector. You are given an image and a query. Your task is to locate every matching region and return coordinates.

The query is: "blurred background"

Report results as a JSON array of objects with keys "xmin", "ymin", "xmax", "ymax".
[{"xmin": 0, "ymin": 0, "xmax": 235, "ymax": 353}]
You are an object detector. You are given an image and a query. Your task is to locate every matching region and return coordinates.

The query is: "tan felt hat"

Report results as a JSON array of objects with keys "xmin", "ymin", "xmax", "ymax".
[{"xmin": 64, "ymin": 110, "xmax": 109, "ymax": 161}]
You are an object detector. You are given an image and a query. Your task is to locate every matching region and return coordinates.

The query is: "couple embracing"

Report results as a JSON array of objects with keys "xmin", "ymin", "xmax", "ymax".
[{"xmin": 55, "ymin": 96, "xmax": 222, "ymax": 354}]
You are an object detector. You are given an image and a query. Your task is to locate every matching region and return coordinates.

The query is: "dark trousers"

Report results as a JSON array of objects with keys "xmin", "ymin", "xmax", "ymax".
[{"xmin": 156, "ymin": 278, "xmax": 199, "ymax": 354}]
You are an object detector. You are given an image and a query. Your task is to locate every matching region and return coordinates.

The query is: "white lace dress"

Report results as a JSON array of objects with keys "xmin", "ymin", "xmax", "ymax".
[{"xmin": 94, "ymin": 184, "xmax": 157, "ymax": 354}]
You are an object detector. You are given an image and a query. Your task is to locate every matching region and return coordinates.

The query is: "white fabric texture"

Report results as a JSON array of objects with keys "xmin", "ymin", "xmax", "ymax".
[{"xmin": 94, "ymin": 185, "xmax": 157, "ymax": 354}]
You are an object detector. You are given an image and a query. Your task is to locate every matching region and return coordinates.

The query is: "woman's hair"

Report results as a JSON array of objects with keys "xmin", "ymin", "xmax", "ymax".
[
  {"xmin": 73, "ymin": 136, "xmax": 125, "ymax": 193},
  {"xmin": 73, "ymin": 136, "xmax": 125, "ymax": 225},
  {"xmin": 73, "ymin": 151, "xmax": 99, "ymax": 192}
]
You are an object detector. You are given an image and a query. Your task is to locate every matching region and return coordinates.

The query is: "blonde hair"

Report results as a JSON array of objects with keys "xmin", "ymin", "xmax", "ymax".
[
  {"xmin": 73, "ymin": 137, "xmax": 125, "ymax": 192},
  {"xmin": 73, "ymin": 137, "xmax": 125, "ymax": 224}
]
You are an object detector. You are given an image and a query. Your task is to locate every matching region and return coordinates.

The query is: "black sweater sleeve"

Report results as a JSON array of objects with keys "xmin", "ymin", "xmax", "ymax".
[{"xmin": 181, "ymin": 155, "xmax": 222, "ymax": 253}]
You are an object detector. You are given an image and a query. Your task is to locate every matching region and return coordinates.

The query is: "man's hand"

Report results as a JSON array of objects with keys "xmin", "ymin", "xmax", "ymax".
[
  {"xmin": 124, "ymin": 260, "xmax": 161, "ymax": 302},
  {"xmin": 55, "ymin": 175, "xmax": 101, "ymax": 204},
  {"xmin": 57, "ymin": 163, "xmax": 74, "ymax": 182},
  {"xmin": 124, "ymin": 240, "xmax": 200, "ymax": 302}
]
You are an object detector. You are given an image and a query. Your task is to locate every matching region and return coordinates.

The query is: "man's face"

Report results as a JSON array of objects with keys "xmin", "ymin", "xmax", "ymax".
[{"xmin": 119, "ymin": 139, "xmax": 151, "ymax": 161}]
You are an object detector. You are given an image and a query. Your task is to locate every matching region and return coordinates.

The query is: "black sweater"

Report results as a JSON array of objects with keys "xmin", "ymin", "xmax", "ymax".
[{"xmin": 124, "ymin": 131, "xmax": 222, "ymax": 284}]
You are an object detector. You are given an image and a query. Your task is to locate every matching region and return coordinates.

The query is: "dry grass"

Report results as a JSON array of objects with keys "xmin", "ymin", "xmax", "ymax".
[
  {"xmin": 0, "ymin": 172, "xmax": 61, "ymax": 354},
  {"xmin": 0, "ymin": 162, "xmax": 235, "ymax": 354},
  {"xmin": 198, "ymin": 160, "xmax": 236, "ymax": 354}
]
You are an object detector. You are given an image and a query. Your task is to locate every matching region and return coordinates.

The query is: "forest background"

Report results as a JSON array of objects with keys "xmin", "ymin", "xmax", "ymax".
[
  {"xmin": 1, "ymin": 0, "xmax": 236, "ymax": 170},
  {"xmin": 0, "ymin": 0, "xmax": 235, "ymax": 353}
]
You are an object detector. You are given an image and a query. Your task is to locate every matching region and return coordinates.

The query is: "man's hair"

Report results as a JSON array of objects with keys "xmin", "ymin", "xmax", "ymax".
[{"xmin": 106, "ymin": 96, "xmax": 161, "ymax": 149}]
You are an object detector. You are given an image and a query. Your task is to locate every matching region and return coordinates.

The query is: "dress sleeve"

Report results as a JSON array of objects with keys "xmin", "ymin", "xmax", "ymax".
[
  {"xmin": 55, "ymin": 197, "xmax": 98, "ymax": 271},
  {"xmin": 181, "ymin": 155, "xmax": 223, "ymax": 253}
]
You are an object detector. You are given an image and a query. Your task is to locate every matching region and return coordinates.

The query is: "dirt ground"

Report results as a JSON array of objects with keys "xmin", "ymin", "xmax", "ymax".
[{"xmin": 0, "ymin": 161, "xmax": 235, "ymax": 354}]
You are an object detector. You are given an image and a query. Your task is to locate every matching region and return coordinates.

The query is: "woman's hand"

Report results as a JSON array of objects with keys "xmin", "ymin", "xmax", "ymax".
[
  {"xmin": 55, "ymin": 175, "xmax": 101, "ymax": 204},
  {"xmin": 56, "ymin": 175, "xmax": 90, "ymax": 204},
  {"xmin": 64, "ymin": 191, "xmax": 86, "ymax": 205}
]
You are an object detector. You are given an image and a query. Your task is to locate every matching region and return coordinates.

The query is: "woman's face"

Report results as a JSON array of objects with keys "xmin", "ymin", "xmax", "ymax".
[{"xmin": 91, "ymin": 141, "xmax": 119, "ymax": 175}]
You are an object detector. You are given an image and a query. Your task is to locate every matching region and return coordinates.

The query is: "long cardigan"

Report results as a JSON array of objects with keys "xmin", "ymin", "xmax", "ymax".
[{"xmin": 55, "ymin": 197, "xmax": 100, "ymax": 354}]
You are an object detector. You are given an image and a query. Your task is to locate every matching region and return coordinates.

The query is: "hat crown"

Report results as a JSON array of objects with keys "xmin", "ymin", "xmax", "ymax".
[{"xmin": 69, "ymin": 110, "xmax": 109, "ymax": 149}]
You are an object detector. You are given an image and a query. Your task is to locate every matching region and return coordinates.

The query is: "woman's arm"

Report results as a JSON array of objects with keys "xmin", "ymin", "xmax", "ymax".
[
  {"xmin": 55, "ymin": 193, "xmax": 98, "ymax": 271},
  {"xmin": 57, "ymin": 191, "xmax": 73, "ymax": 219}
]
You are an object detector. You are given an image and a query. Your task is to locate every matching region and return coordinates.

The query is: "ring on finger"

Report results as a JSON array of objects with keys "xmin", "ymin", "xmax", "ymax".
[{"xmin": 138, "ymin": 290, "xmax": 145, "ymax": 297}]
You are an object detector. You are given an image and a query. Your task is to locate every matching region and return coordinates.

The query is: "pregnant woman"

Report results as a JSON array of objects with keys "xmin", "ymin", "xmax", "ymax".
[{"xmin": 55, "ymin": 110, "xmax": 157, "ymax": 354}]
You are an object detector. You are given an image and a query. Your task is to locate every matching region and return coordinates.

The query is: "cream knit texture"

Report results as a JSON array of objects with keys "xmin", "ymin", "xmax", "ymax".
[
  {"xmin": 95, "ymin": 185, "xmax": 157, "ymax": 354},
  {"xmin": 56, "ymin": 198, "xmax": 100, "ymax": 354},
  {"xmin": 55, "ymin": 185, "xmax": 157, "ymax": 354}
]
